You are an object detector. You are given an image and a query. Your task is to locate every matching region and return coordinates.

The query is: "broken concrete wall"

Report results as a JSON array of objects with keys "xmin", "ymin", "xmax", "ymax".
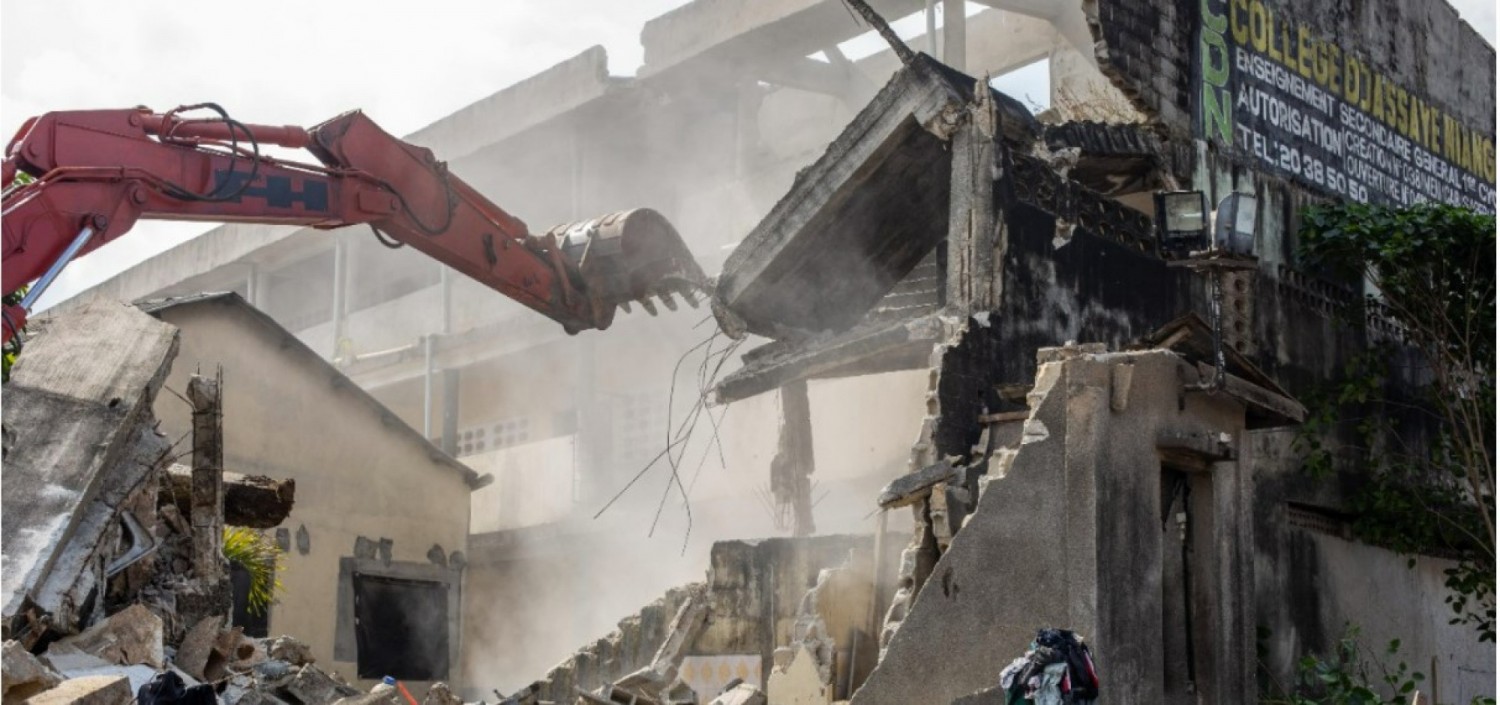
[
  {"xmin": 855, "ymin": 349, "xmax": 1257, "ymax": 704},
  {"xmin": 143, "ymin": 294, "xmax": 474, "ymax": 690},
  {"xmin": 500, "ymin": 535, "xmax": 902, "ymax": 705},
  {"xmin": 2, "ymin": 300, "xmax": 180, "ymax": 641},
  {"xmin": 1248, "ymin": 427, "xmax": 1498, "ymax": 700}
]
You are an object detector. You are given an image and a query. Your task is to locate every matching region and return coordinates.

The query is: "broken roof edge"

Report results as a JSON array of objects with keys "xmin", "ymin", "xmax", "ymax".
[
  {"xmin": 135, "ymin": 292, "xmax": 491, "ymax": 490},
  {"xmin": 712, "ymin": 53, "xmax": 1040, "ymax": 336}
]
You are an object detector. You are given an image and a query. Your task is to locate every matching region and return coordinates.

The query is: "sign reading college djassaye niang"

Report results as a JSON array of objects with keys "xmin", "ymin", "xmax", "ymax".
[{"xmin": 1195, "ymin": 0, "xmax": 1496, "ymax": 214}]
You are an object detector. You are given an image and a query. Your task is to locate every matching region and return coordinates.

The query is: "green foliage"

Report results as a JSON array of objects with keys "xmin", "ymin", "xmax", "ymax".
[
  {"xmin": 1301, "ymin": 203, "xmax": 1495, "ymax": 367},
  {"xmin": 1295, "ymin": 202, "xmax": 1496, "ymax": 643},
  {"xmin": 1262, "ymin": 625, "xmax": 1495, "ymax": 705},
  {"xmin": 2, "ymin": 286, "xmax": 27, "ymax": 384},
  {"xmin": 3, "ymin": 171, "xmax": 37, "ymax": 383},
  {"xmin": 223, "ymin": 527, "xmax": 283, "ymax": 616}
]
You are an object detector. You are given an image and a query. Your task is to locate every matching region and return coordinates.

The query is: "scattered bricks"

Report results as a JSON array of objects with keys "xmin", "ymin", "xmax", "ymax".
[
  {"xmin": 51, "ymin": 604, "xmax": 164, "ymax": 669},
  {"xmin": 281, "ymin": 664, "xmax": 360, "ymax": 705},
  {"xmin": 18, "ymin": 674, "xmax": 131, "ymax": 705},
  {"xmin": 3, "ymin": 640, "xmax": 63, "ymax": 700}
]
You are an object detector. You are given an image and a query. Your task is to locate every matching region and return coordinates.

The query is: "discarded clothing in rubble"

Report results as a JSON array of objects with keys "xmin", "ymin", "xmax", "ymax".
[
  {"xmin": 998, "ymin": 628, "xmax": 1099, "ymax": 704},
  {"xmin": 138, "ymin": 670, "xmax": 217, "ymax": 705}
]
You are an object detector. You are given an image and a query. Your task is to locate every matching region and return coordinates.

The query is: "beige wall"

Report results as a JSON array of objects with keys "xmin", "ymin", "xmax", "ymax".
[{"xmin": 151, "ymin": 302, "xmax": 473, "ymax": 690}]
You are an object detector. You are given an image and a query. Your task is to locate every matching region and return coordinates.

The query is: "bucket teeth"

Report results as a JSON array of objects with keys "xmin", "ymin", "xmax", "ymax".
[
  {"xmin": 638, "ymin": 297, "xmax": 659, "ymax": 316},
  {"xmin": 658, "ymin": 292, "xmax": 679, "ymax": 312},
  {"xmin": 681, "ymin": 289, "xmax": 700, "ymax": 308},
  {"xmin": 619, "ymin": 301, "xmax": 633, "ymax": 314}
]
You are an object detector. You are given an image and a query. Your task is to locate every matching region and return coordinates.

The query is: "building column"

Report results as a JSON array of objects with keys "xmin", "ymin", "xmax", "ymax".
[
  {"xmin": 771, "ymin": 379, "xmax": 816, "ymax": 537},
  {"xmin": 941, "ymin": 0, "xmax": 966, "ymax": 71},
  {"xmin": 944, "ymin": 84, "xmax": 1001, "ymax": 314}
]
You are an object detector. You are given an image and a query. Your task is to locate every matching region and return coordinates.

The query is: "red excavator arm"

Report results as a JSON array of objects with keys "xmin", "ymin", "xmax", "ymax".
[{"xmin": 1, "ymin": 104, "xmax": 704, "ymax": 344}]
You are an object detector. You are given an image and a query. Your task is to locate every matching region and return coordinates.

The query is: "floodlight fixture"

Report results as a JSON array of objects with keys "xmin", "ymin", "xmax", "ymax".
[
  {"xmin": 1213, "ymin": 193, "xmax": 1259, "ymax": 256},
  {"xmin": 1154, "ymin": 190, "xmax": 1208, "ymax": 257}
]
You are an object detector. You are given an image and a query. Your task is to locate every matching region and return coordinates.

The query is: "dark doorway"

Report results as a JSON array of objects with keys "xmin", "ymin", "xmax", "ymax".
[
  {"xmin": 230, "ymin": 563, "xmax": 270, "ymax": 638},
  {"xmin": 352, "ymin": 574, "xmax": 450, "ymax": 681},
  {"xmin": 1160, "ymin": 466, "xmax": 1217, "ymax": 704}
]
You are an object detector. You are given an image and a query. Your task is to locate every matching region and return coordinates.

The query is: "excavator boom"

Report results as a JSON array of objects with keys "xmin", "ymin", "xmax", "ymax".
[{"xmin": 2, "ymin": 105, "xmax": 704, "ymax": 343}]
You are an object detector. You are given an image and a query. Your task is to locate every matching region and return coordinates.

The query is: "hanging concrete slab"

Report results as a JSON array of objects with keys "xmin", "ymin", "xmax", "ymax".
[{"xmin": 712, "ymin": 53, "xmax": 1039, "ymax": 339}]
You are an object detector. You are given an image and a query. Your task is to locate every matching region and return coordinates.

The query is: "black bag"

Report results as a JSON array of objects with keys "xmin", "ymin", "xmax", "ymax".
[{"xmin": 137, "ymin": 670, "xmax": 218, "ymax": 705}]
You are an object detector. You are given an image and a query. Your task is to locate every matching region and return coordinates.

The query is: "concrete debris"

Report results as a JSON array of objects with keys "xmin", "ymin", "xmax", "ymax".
[
  {"xmin": 420, "ymin": 682, "xmax": 463, "ymax": 705},
  {"xmin": 174, "ymin": 615, "xmax": 222, "ymax": 681},
  {"xmin": 264, "ymin": 635, "xmax": 316, "ymax": 667},
  {"xmin": 3, "ymin": 640, "xmax": 63, "ymax": 700},
  {"xmin": 48, "ymin": 663, "xmax": 157, "ymax": 697},
  {"xmin": 162, "ymin": 464, "xmax": 295, "ymax": 529},
  {"xmin": 282, "ymin": 664, "xmax": 362, "ymax": 705},
  {"xmin": 765, "ymin": 646, "xmax": 827, "ymax": 705},
  {"xmin": 51, "ymin": 604, "xmax": 165, "ymax": 669},
  {"xmin": 582, "ymin": 594, "xmax": 707, "ymax": 705},
  {"xmin": 707, "ymin": 682, "xmax": 766, "ymax": 705},
  {"xmin": 18, "ymin": 674, "xmax": 132, "ymax": 705},
  {"xmin": 2, "ymin": 302, "xmax": 179, "ymax": 639},
  {"xmin": 875, "ymin": 459, "xmax": 960, "ymax": 509}
]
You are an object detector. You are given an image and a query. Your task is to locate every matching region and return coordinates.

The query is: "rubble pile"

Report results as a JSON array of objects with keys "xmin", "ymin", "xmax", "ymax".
[
  {"xmin": 0, "ymin": 300, "xmax": 389, "ymax": 705},
  {"xmin": 1, "ymin": 616, "xmax": 466, "ymax": 705}
]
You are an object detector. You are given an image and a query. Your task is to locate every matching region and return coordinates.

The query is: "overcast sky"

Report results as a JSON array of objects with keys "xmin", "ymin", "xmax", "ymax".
[{"xmin": 3, "ymin": 1, "xmax": 1495, "ymax": 310}]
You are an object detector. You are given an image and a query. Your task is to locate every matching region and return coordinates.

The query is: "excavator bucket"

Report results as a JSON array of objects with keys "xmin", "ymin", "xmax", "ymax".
[{"xmin": 548, "ymin": 208, "xmax": 707, "ymax": 330}]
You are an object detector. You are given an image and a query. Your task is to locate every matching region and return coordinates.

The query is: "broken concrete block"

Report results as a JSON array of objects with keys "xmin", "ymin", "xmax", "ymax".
[
  {"xmin": 420, "ymin": 682, "xmax": 462, "ymax": 705},
  {"xmin": 232, "ymin": 690, "xmax": 295, "ymax": 705},
  {"xmin": 263, "ymin": 635, "xmax": 315, "ymax": 666},
  {"xmin": 251, "ymin": 660, "xmax": 296, "ymax": 689},
  {"xmin": 47, "ymin": 664, "xmax": 156, "ymax": 698},
  {"xmin": 208, "ymin": 625, "xmax": 250, "ymax": 680},
  {"xmin": 51, "ymin": 604, "xmax": 165, "ymax": 668},
  {"xmin": 3, "ymin": 640, "xmax": 63, "ymax": 700},
  {"xmin": 329, "ymin": 692, "xmax": 399, "ymax": 705},
  {"xmin": 766, "ymin": 646, "xmax": 828, "ymax": 705},
  {"xmin": 40, "ymin": 642, "xmax": 113, "ymax": 673},
  {"xmin": 175, "ymin": 615, "xmax": 223, "ymax": 681},
  {"xmin": 708, "ymin": 682, "xmax": 766, "ymax": 705},
  {"xmin": 875, "ymin": 460, "xmax": 960, "ymax": 509},
  {"xmin": 280, "ymin": 664, "xmax": 359, "ymax": 704},
  {"xmin": 19, "ymin": 674, "xmax": 131, "ymax": 705},
  {"xmin": 163, "ymin": 465, "xmax": 295, "ymax": 529},
  {"xmin": 3, "ymin": 301, "xmax": 179, "ymax": 636}
]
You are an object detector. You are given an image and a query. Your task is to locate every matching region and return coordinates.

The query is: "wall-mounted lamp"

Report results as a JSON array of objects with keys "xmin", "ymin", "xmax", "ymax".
[
  {"xmin": 1213, "ymin": 193, "xmax": 1258, "ymax": 257},
  {"xmin": 1157, "ymin": 190, "xmax": 1261, "ymax": 393},
  {"xmin": 1154, "ymin": 191, "xmax": 1209, "ymax": 257}
]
